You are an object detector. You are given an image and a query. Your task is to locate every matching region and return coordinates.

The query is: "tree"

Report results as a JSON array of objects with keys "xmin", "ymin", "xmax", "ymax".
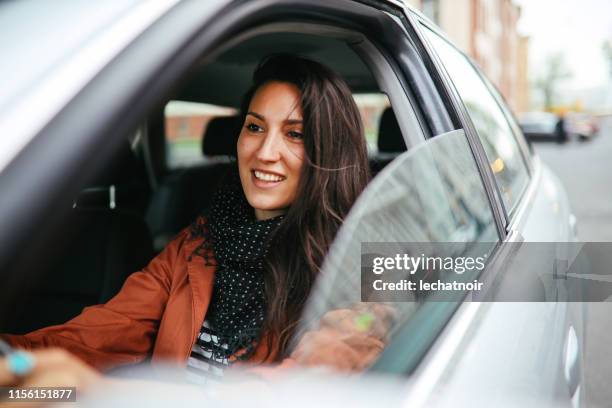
[
  {"xmin": 534, "ymin": 53, "xmax": 572, "ymax": 110},
  {"xmin": 603, "ymin": 40, "xmax": 612, "ymax": 79}
]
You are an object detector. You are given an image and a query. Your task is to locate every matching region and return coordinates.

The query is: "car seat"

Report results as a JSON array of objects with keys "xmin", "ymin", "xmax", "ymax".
[{"xmin": 7, "ymin": 141, "xmax": 155, "ymax": 334}]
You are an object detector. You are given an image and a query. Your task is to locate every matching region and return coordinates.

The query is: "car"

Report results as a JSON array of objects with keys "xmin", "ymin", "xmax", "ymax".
[
  {"xmin": 518, "ymin": 111, "xmax": 568, "ymax": 143},
  {"xmin": 0, "ymin": 0, "xmax": 585, "ymax": 407},
  {"xmin": 565, "ymin": 112, "xmax": 600, "ymax": 140}
]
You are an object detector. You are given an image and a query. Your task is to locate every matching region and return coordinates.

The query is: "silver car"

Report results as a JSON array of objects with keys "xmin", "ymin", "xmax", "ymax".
[{"xmin": 0, "ymin": 0, "xmax": 584, "ymax": 407}]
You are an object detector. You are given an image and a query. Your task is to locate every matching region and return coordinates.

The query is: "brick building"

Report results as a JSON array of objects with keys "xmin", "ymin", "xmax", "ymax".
[{"xmin": 408, "ymin": 0, "xmax": 530, "ymax": 113}]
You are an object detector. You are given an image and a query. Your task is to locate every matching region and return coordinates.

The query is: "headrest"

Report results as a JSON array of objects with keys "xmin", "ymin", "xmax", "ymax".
[
  {"xmin": 377, "ymin": 107, "xmax": 407, "ymax": 153},
  {"xmin": 74, "ymin": 140, "xmax": 147, "ymax": 211},
  {"xmin": 202, "ymin": 116, "xmax": 241, "ymax": 157},
  {"xmin": 90, "ymin": 140, "xmax": 140, "ymax": 186}
]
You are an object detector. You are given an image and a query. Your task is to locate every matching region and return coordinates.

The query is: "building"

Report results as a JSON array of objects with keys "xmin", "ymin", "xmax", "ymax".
[{"xmin": 408, "ymin": 0, "xmax": 529, "ymax": 113}]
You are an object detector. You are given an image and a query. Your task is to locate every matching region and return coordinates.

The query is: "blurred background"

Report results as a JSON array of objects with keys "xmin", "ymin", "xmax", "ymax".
[
  {"xmin": 409, "ymin": 0, "xmax": 612, "ymax": 117},
  {"xmin": 408, "ymin": 1, "xmax": 612, "ymax": 407}
]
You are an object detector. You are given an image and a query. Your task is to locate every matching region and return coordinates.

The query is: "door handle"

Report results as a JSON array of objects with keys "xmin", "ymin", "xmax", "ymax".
[
  {"xmin": 569, "ymin": 214, "xmax": 578, "ymax": 240},
  {"xmin": 564, "ymin": 325, "xmax": 581, "ymax": 402}
]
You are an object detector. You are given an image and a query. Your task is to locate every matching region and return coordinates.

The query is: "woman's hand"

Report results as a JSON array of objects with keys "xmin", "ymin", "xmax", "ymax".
[
  {"xmin": 290, "ymin": 303, "xmax": 397, "ymax": 372},
  {"xmin": 0, "ymin": 348, "xmax": 102, "ymax": 390}
]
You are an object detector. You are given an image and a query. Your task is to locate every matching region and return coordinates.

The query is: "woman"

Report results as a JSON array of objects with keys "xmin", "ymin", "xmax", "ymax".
[{"xmin": 0, "ymin": 54, "xmax": 383, "ymax": 389}]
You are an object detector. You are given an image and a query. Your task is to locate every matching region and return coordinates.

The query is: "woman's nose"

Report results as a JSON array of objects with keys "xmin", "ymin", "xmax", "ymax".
[{"xmin": 256, "ymin": 130, "xmax": 282, "ymax": 162}]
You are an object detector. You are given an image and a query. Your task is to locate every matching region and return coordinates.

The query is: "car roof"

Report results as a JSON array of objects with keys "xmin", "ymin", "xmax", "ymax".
[
  {"xmin": 0, "ymin": 0, "xmax": 194, "ymax": 172},
  {"xmin": 0, "ymin": 0, "xmax": 147, "ymax": 111},
  {"xmin": 0, "ymin": 0, "xmax": 397, "ymax": 170},
  {"xmin": 175, "ymin": 31, "xmax": 379, "ymax": 107}
]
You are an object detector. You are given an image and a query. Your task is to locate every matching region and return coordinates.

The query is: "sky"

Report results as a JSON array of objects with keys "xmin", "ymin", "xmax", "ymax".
[{"xmin": 513, "ymin": 0, "xmax": 612, "ymax": 91}]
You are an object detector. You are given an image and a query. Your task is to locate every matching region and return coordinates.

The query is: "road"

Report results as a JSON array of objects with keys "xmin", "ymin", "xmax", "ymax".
[{"xmin": 532, "ymin": 116, "xmax": 612, "ymax": 408}]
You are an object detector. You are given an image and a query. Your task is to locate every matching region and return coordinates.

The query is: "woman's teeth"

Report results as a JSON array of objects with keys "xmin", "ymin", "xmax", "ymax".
[{"xmin": 254, "ymin": 170, "xmax": 285, "ymax": 182}]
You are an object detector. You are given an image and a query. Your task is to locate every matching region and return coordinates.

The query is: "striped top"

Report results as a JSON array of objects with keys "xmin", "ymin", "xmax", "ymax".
[{"xmin": 186, "ymin": 320, "xmax": 230, "ymax": 385}]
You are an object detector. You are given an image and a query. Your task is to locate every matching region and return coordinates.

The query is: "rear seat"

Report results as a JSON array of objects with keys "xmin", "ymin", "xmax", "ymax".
[
  {"xmin": 369, "ymin": 107, "xmax": 407, "ymax": 175},
  {"xmin": 146, "ymin": 116, "xmax": 240, "ymax": 251}
]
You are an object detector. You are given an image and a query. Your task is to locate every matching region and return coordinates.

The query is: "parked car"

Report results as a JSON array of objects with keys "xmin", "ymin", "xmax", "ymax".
[
  {"xmin": 0, "ymin": 0, "xmax": 584, "ymax": 407},
  {"xmin": 565, "ymin": 112, "xmax": 600, "ymax": 140},
  {"xmin": 518, "ymin": 111, "xmax": 568, "ymax": 143}
]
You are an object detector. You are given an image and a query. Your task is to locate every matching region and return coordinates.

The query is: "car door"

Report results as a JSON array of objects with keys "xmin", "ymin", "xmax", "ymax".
[
  {"xmin": 402, "ymin": 10, "xmax": 583, "ymax": 407},
  {"xmin": 297, "ymin": 2, "xmax": 582, "ymax": 406}
]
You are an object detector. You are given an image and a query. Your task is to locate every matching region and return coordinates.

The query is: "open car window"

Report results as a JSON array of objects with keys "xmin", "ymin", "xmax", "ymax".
[
  {"xmin": 352, "ymin": 93, "xmax": 391, "ymax": 156},
  {"xmin": 295, "ymin": 129, "xmax": 499, "ymax": 373},
  {"xmin": 164, "ymin": 101, "xmax": 237, "ymax": 169}
]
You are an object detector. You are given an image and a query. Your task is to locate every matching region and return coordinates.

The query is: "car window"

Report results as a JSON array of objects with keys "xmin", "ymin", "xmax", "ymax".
[
  {"xmin": 352, "ymin": 93, "xmax": 391, "ymax": 156},
  {"xmin": 422, "ymin": 27, "xmax": 529, "ymax": 214},
  {"xmin": 164, "ymin": 101, "xmax": 237, "ymax": 169},
  {"xmin": 298, "ymin": 129, "xmax": 499, "ymax": 373}
]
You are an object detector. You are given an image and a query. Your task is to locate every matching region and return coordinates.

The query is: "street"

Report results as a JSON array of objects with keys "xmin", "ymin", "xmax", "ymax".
[{"xmin": 532, "ymin": 116, "xmax": 612, "ymax": 408}]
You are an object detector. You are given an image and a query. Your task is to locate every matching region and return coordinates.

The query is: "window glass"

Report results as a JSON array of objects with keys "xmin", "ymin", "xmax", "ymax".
[
  {"xmin": 297, "ymin": 129, "xmax": 499, "ymax": 372},
  {"xmin": 423, "ymin": 27, "xmax": 529, "ymax": 213},
  {"xmin": 164, "ymin": 101, "xmax": 237, "ymax": 169},
  {"xmin": 352, "ymin": 93, "xmax": 391, "ymax": 156}
]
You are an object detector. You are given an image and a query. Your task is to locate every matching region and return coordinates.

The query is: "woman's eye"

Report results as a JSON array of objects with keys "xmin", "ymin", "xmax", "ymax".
[
  {"xmin": 287, "ymin": 130, "xmax": 303, "ymax": 139},
  {"xmin": 246, "ymin": 123, "xmax": 262, "ymax": 132}
]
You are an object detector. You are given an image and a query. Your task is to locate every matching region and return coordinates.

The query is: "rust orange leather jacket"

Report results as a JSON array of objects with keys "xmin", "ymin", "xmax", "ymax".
[{"xmin": 2, "ymin": 217, "xmax": 289, "ymax": 371}]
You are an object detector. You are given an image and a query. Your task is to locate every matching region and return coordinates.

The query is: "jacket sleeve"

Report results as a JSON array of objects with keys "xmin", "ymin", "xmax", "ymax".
[
  {"xmin": 0, "ymin": 227, "xmax": 192, "ymax": 371},
  {"xmin": 241, "ymin": 304, "xmax": 395, "ymax": 380}
]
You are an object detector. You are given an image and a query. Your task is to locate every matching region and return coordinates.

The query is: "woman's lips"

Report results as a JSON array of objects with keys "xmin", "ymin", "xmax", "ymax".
[{"xmin": 251, "ymin": 170, "xmax": 286, "ymax": 189}]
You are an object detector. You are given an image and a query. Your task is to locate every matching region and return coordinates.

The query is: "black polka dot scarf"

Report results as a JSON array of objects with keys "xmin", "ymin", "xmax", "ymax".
[{"xmin": 190, "ymin": 173, "xmax": 284, "ymax": 362}]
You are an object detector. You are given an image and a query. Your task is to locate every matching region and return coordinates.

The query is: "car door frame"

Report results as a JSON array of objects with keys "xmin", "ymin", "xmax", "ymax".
[{"xmin": 410, "ymin": 17, "xmax": 513, "ymax": 236}]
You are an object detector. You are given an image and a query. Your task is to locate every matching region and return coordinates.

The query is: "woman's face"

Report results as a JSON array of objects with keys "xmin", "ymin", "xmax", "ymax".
[{"xmin": 237, "ymin": 81, "xmax": 305, "ymax": 220}]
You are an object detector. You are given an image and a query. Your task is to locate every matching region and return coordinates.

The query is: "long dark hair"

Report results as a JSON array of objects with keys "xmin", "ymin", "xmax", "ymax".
[{"xmin": 239, "ymin": 54, "xmax": 370, "ymax": 358}]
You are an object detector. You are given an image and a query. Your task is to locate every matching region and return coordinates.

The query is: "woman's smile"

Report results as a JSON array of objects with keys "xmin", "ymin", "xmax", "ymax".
[{"xmin": 252, "ymin": 169, "xmax": 286, "ymax": 186}]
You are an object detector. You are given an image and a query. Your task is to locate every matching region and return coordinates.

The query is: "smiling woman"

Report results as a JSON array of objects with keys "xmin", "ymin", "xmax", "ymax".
[
  {"xmin": 231, "ymin": 54, "xmax": 371, "ymax": 363},
  {"xmin": 0, "ymin": 54, "xmax": 372, "ymax": 388}
]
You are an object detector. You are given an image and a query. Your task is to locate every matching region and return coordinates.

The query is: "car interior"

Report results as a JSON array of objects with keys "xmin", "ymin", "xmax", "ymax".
[{"xmin": 5, "ymin": 30, "xmax": 409, "ymax": 335}]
